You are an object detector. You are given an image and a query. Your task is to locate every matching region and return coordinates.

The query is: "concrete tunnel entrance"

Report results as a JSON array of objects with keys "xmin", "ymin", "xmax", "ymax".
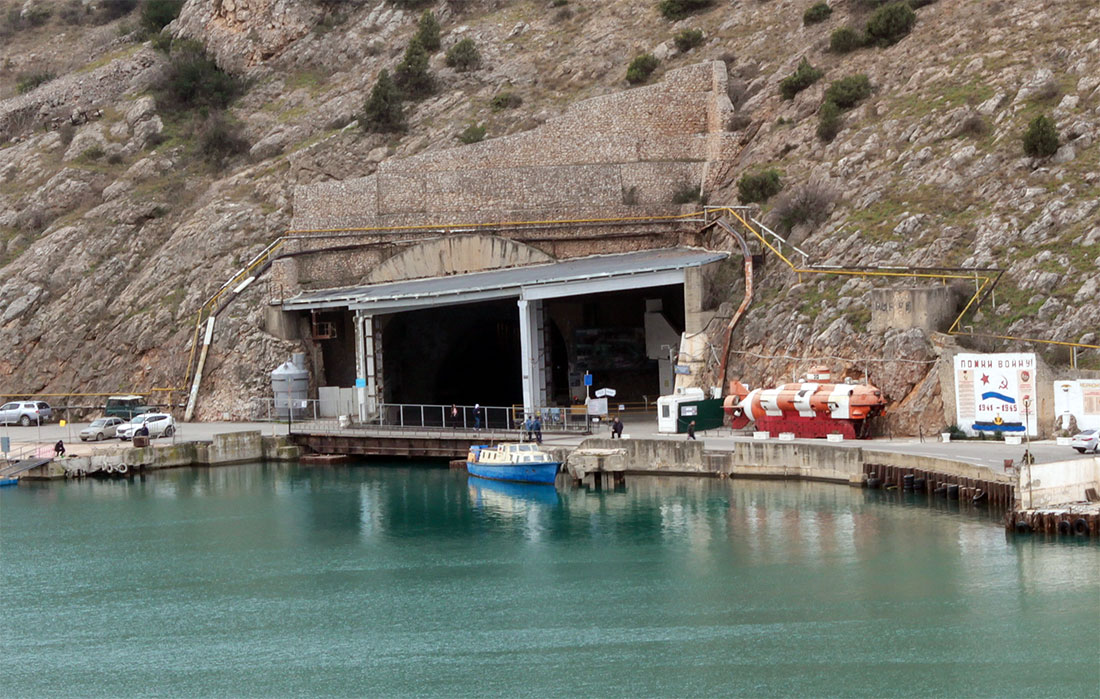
[{"xmin": 281, "ymin": 248, "xmax": 727, "ymax": 420}]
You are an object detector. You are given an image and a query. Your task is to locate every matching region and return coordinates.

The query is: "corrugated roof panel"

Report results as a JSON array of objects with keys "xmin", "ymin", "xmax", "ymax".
[{"xmin": 282, "ymin": 247, "xmax": 727, "ymax": 311}]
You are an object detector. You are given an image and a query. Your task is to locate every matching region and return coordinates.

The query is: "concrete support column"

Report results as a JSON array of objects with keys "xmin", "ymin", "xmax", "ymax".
[
  {"xmin": 518, "ymin": 298, "xmax": 547, "ymax": 416},
  {"xmin": 354, "ymin": 312, "xmax": 378, "ymax": 422}
]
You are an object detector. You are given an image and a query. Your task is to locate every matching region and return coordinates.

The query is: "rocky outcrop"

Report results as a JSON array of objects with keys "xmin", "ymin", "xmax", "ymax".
[{"xmin": 174, "ymin": 0, "xmax": 321, "ymax": 73}]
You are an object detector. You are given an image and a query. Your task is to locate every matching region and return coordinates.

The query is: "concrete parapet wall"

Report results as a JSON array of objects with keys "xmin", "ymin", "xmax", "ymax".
[
  {"xmin": 573, "ymin": 438, "xmax": 1008, "ymax": 489},
  {"xmin": 718, "ymin": 441, "xmax": 866, "ymax": 484},
  {"xmin": 198, "ymin": 431, "xmax": 264, "ymax": 465},
  {"xmin": 1019, "ymin": 457, "xmax": 1100, "ymax": 509},
  {"xmin": 581, "ymin": 437, "xmax": 708, "ymax": 473}
]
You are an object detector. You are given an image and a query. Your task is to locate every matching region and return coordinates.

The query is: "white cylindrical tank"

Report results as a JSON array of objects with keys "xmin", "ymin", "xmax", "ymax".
[{"xmin": 271, "ymin": 358, "xmax": 309, "ymax": 419}]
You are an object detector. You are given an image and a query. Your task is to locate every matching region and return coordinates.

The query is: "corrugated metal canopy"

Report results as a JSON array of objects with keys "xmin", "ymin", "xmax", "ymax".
[{"xmin": 282, "ymin": 247, "xmax": 728, "ymax": 313}]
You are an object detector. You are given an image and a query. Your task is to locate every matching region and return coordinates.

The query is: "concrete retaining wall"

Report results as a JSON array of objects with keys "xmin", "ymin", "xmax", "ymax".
[
  {"xmin": 575, "ymin": 438, "xmax": 1012, "ymax": 488},
  {"xmin": 1018, "ymin": 457, "xmax": 1100, "ymax": 509},
  {"xmin": 22, "ymin": 433, "xmax": 301, "ymax": 479},
  {"xmin": 581, "ymin": 438, "xmax": 708, "ymax": 473}
]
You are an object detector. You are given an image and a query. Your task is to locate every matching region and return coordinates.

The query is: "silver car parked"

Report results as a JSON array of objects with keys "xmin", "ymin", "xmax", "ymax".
[
  {"xmin": 0, "ymin": 401, "xmax": 53, "ymax": 426},
  {"xmin": 80, "ymin": 417, "xmax": 125, "ymax": 442}
]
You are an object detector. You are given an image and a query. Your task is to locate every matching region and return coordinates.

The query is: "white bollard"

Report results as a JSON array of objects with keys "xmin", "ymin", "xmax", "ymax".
[
  {"xmin": 753, "ymin": 431, "xmax": 770, "ymax": 440},
  {"xmin": 941, "ymin": 433, "xmax": 951, "ymax": 443}
]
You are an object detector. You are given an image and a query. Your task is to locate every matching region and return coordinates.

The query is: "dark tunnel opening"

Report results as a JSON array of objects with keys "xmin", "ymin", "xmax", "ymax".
[{"xmin": 382, "ymin": 300, "xmax": 522, "ymax": 407}]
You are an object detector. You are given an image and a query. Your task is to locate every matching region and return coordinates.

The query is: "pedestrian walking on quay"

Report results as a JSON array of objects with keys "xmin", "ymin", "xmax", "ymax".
[
  {"xmin": 473, "ymin": 404, "xmax": 482, "ymax": 431},
  {"xmin": 524, "ymin": 416, "xmax": 533, "ymax": 442},
  {"xmin": 686, "ymin": 421, "xmax": 696, "ymax": 440},
  {"xmin": 533, "ymin": 415, "xmax": 542, "ymax": 444}
]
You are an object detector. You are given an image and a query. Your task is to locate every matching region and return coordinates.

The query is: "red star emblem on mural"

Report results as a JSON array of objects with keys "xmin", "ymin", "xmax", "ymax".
[{"xmin": 980, "ymin": 373, "xmax": 990, "ymax": 385}]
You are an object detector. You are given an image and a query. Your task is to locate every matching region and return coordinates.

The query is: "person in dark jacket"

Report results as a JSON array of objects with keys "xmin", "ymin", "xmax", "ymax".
[
  {"xmin": 532, "ymin": 416, "xmax": 542, "ymax": 444},
  {"xmin": 686, "ymin": 421, "xmax": 696, "ymax": 440},
  {"xmin": 54, "ymin": 440, "xmax": 65, "ymax": 457},
  {"xmin": 611, "ymin": 417, "xmax": 624, "ymax": 439}
]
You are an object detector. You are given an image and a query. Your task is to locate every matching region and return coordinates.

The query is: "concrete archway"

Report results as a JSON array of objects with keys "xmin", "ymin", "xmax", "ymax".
[{"xmin": 365, "ymin": 235, "xmax": 555, "ymax": 283}]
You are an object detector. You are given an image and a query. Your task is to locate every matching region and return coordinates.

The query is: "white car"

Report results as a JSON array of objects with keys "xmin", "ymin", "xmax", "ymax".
[
  {"xmin": 1070, "ymin": 429, "xmax": 1099, "ymax": 454},
  {"xmin": 117, "ymin": 413, "xmax": 176, "ymax": 440},
  {"xmin": 0, "ymin": 401, "xmax": 53, "ymax": 426},
  {"xmin": 80, "ymin": 417, "xmax": 125, "ymax": 441}
]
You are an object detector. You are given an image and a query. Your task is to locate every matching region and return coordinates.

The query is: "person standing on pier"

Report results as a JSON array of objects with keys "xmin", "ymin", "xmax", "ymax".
[
  {"xmin": 524, "ymin": 415, "xmax": 533, "ymax": 442},
  {"xmin": 686, "ymin": 421, "xmax": 696, "ymax": 440},
  {"xmin": 533, "ymin": 415, "xmax": 542, "ymax": 444},
  {"xmin": 473, "ymin": 404, "xmax": 482, "ymax": 431},
  {"xmin": 450, "ymin": 404, "xmax": 459, "ymax": 429}
]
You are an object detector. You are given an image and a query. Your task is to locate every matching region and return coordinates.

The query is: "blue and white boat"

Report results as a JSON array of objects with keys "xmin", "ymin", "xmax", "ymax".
[{"xmin": 466, "ymin": 443, "xmax": 560, "ymax": 485}]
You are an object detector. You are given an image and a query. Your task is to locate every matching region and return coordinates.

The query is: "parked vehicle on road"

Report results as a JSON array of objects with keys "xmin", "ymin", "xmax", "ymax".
[
  {"xmin": 1070, "ymin": 429, "xmax": 1099, "ymax": 454},
  {"xmin": 79, "ymin": 417, "xmax": 125, "ymax": 442},
  {"xmin": 117, "ymin": 413, "xmax": 176, "ymax": 440},
  {"xmin": 0, "ymin": 401, "xmax": 53, "ymax": 426},
  {"xmin": 105, "ymin": 395, "xmax": 150, "ymax": 420}
]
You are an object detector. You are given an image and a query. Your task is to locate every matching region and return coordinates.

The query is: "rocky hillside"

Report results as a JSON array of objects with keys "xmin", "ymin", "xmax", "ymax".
[{"xmin": 0, "ymin": 0, "xmax": 1097, "ymax": 428}]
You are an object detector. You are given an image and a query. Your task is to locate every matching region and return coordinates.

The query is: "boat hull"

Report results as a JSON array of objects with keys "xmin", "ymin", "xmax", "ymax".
[{"xmin": 466, "ymin": 461, "xmax": 559, "ymax": 485}]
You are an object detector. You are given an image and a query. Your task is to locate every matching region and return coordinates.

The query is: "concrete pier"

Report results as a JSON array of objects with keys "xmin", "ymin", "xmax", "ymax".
[{"xmin": 19, "ymin": 432, "xmax": 300, "ymax": 480}]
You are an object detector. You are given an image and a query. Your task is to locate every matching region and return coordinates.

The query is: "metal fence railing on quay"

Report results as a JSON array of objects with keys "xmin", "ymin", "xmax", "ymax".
[
  {"xmin": 249, "ymin": 399, "xmax": 593, "ymax": 434},
  {"xmin": 380, "ymin": 403, "xmax": 590, "ymax": 433}
]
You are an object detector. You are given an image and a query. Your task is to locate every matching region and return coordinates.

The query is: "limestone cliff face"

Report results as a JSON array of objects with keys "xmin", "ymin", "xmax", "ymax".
[
  {"xmin": 0, "ymin": 0, "xmax": 1097, "ymax": 428},
  {"xmin": 174, "ymin": 0, "xmax": 320, "ymax": 72}
]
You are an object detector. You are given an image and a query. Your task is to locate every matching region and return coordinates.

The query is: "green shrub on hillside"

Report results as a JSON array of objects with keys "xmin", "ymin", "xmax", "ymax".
[
  {"xmin": 803, "ymin": 2, "xmax": 833, "ymax": 25},
  {"xmin": 141, "ymin": 0, "xmax": 183, "ymax": 34},
  {"xmin": 824, "ymin": 74, "xmax": 871, "ymax": 108},
  {"xmin": 446, "ymin": 38, "xmax": 481, "ymax": 71},
  {"xmin": 151, "ymin": 30, "xmax": 173, "ymax": 52},
  {"xmin": 865, "ymin": 2, "xmax": 916, "ymax": 46},
  {"xmin": 737, "ymin": 170, "xmax": 782, "ymax": 204},
  {"xmin": 490, "ymin": 91, "xmax": 522, "ymax": 111},
  {"xmin": 16, "ymin": 70, "xmax": 56, "ymax": 94},
  {"xmin": 770, "ymin": 181, "xmax": 836, "ymax": 231},
  {"xmin": 415, "ymin": 10, "xmax": 441, "ymax": 51},
  {"xmin": 830, "ymin": 26, "xmax": 865, "ymax": 53},
  {"xmin": 96, "ymin": 0, "xmax": 138, "ymax": 23},
  {"xmin": 158, "ymin": 41, "xmax": 244, "ymax": 111},
  {"xmin": 658, "ymin": 0, "xmax": 712, "ymax": 21},
  {"xmin": 395, "ymin": 38, "xmax": 434, "ymax": 98},
  {"xmin": 817, "ymin": 100, "xmax": 842, "ymax": 141},
  {"xmin": 457, "ymin": 123, "xmax": 486, "ymax": 144},
  {"xmin": 626, "ymin": 54, "xmax": 659, "ymax": 84},
  {"xmin": 674, "ymin": 28, "xmax": 704, "ymax": 52},
  {"xmin": 779, "ymin": 58, "xmax": 823, "ymax": 100},
  {"xmin": 197, "ymin": 112, "xmax": 249, "ymax": 167},
  {"xmin": 1022, "ymin": 114, "xmax": 1059, "ymax": 157},
  {"xmin": 361, "ymin": 69, "xmax": 406, "ymax": 133}
]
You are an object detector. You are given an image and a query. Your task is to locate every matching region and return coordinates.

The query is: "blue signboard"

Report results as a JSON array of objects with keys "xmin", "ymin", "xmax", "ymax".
[{"xmin": 583, "ymin": 373, "xmax": 593, "ymax": 387}]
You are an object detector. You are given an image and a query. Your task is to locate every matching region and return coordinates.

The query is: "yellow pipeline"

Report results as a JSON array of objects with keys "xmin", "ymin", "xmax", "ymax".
[
  {"xmin": 286, "ymin": 212, "xmax": 703, "ymax": 236},
  {"xmin": 713, "ymin": 206, "xmax": 1098, "ymax": 352}
]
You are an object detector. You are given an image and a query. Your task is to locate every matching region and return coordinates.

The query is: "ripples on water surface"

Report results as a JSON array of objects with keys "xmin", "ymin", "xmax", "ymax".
[{"xmin": 2, "ymin": 463, "xmax": 1098, "ymax": 697}]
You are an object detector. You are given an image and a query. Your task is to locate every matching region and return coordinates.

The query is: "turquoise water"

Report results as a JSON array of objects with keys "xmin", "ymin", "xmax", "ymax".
[{"xmin": 2, "ymin": 463, "xmax": 1098, "ymax": 697}]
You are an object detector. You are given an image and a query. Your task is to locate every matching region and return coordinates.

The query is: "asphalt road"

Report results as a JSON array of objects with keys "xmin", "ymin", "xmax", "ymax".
[{"xmin": 1, "ymin": 419, "xmax": 1088, "ymax": 469}]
